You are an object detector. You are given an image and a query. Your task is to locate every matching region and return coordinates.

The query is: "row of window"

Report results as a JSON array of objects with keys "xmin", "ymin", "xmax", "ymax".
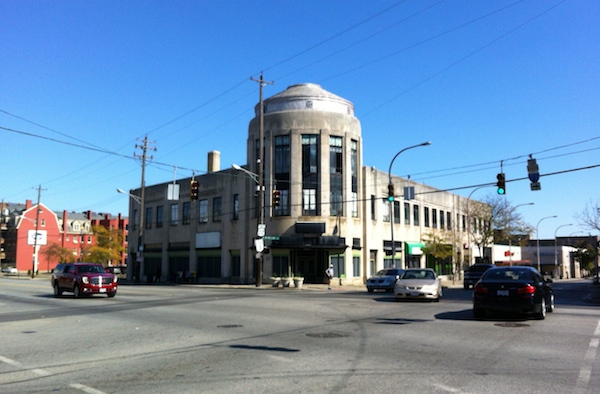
[{"xmin": 370, "ymin": 198, "xmax": 488, "ymax": 234}]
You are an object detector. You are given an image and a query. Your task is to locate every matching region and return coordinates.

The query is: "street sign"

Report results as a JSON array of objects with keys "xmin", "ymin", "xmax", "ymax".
[
  {"xmin": 530, "ymin": 182, "xmax": 541, "ymax": 191},
  {"xmin": 257, "ymin": 224, "xmax": 266, "ymax": 237},
  {"xmin": 263, "ymin": 236, "xmax": 280, "ymax": 240}
]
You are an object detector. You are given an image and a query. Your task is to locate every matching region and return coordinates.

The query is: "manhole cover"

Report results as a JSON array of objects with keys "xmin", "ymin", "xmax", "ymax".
[
  {"xmin": 217, "ymin": 324, "xmax": 243, "ymax": 328},
  {"xmin": 306, "ymin": 332, "xmax": 349, "ymax": 338},
  {"xmin": 494, "ymin": 322, "xmax": 529, "ymax": 328}
]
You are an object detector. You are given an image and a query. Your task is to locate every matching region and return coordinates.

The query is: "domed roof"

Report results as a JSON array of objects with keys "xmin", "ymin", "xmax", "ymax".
[{"xmin": 257, "ymin": 83, "xmax": 355, "ymax": 116}]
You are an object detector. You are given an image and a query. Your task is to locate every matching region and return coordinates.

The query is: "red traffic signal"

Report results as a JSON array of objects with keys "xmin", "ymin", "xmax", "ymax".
[{"xmin": 272, "ymin": 189, "xmax": 281, "ymax": 207}]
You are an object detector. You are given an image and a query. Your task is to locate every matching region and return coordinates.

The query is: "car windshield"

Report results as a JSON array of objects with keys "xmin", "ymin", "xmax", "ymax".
[
  {"xmin": 77, "ymin": 265, "xmax": 106, "ymax": 274},
  {"xmin": 401, "ymin": 270, "xmax": 435, "ymax": 280},
  {"xmin": 375, "ymin": 269, "xmax": 402, "ymax": 276},
  {"xmin": 483, "ymin": 269, "xmax": 533, "ymax": 281}
]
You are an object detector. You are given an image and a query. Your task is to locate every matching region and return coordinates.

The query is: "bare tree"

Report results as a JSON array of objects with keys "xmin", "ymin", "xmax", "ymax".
[{"xmin": 576, "ymin": 200, "xmax": 600, "ymax": 233}]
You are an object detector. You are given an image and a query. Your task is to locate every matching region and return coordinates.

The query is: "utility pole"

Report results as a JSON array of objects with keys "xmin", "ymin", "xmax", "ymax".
[
  {"xmin": 134, "ymin": 135, "xmax": 155, "ymax": 282},
  {"xmin": 31, "ymin": 184, "xmax": 46, "ymax": 279},
  {"xmin": 250, "ymin": 72, "xmax": 273, "ymax": 287}
]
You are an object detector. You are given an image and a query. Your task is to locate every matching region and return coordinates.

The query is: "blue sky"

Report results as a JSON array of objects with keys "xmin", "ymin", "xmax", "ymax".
[{"xmin": 1, "ymin": 0, "xmax": 598, "ymax": 239}]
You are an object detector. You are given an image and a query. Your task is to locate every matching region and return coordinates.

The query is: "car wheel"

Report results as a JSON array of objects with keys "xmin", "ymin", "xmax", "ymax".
[
  {"xmin": 53, "ymin": 283, "xmax": 62, "ymax": 298},
  {"xmin": 546, "ymin": 294, "xmax": 555, "ymax": 313},
  {"xmin": 107, "ymin": 291, "xmax": 116, "ymax": 298},
  {"xmin": 73, "ymin": 284, "xmax": 80, "ymax": 298},
  {"xmin": 537, "ymin": 297, "xmax": 546, "ymax": 320},
  {"xmin": 473, "ymin": 308, "xmax": 485, "ymax": 319}
]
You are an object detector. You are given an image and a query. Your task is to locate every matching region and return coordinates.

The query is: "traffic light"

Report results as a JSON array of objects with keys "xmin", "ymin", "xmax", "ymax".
[
  {"xmin": 387, "ymin": 184, "xmax": 395, "ymax": 202},
  {"xmin": 190, "ymin": 180, "xmax": 199, "ymax": 201},
  {"xmin": 272, "ymin": 189, "xmax": 281, "ymax": 207},
  {"xmin": 496, "ymin": 173, "xmax": 506, "ymax": 195}
]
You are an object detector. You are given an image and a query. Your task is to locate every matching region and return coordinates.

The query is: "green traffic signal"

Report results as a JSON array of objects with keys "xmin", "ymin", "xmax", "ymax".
[{"xmin": 496, "ymin": 173, "xmax": 506, "ymax": 195}]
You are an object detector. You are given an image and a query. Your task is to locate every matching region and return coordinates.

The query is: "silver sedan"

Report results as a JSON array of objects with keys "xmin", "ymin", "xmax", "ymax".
[{"xmin": 394, "ymin": 268, "xmax": 442, "ymax": 302}]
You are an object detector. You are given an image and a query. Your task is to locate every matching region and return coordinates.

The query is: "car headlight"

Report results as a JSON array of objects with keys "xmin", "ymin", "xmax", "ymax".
[{"xmin": 82, "ymin": 277, "xmax": 89, "ymax": 284}]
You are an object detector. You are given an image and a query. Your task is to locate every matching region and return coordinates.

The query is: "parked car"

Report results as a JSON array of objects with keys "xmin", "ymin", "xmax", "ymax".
[
  {"xmin": 473, "ymin": 266, "xmax": 554, "ymax": 320},
  {"xmin": 366, "ymin": 268, "xmax": 404, "ymax": 292},
  {"xmin": 51, "ymin": 262, "xmax": 118, "ymax": 298},
  {"xmin": 463, "ymin": 263, "xmax": 495, "ymax": 289},
  {"xmin": 394, "ymin": 268, "xmax": 442, "ymax": 302},
  {"xmin": 1, "ymin": 267, "xmax": 18, "ymax": 275}
]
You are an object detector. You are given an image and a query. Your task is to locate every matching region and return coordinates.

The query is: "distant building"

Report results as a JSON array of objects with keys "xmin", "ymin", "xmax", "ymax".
[
  {"xmin": 127, "ymin": 83, "xmax": 481, "ymax": 285},
  {"xmin": 0, "ymin": 200, "xmax": 128, "ymax": 273}
]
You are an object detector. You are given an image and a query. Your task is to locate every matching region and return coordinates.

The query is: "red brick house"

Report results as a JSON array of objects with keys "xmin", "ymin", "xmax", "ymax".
[{"xmin": 0, "ymin": 200, "xmax": 128, "ymax": 274}]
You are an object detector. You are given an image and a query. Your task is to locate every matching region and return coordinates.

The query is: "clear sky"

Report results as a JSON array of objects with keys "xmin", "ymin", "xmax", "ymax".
[{"xmin": 1, "ymin": 0, "xmax": 598, "ymax": 239}]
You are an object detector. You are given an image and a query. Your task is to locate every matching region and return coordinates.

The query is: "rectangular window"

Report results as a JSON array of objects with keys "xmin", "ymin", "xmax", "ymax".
[
  {"xmin": 447, "ymin": 211, "xmax": 452, "ymax": 230},
  {"xmin": 371, "ymin": 195, "xmax": 376, "ymax": 220},
  {"xmin": 156, "ymin": 206, "xmax": 163, "ymax": 228},
  {"xmin": 231, "ymin": 253, "xmax": 241, "ymax": 277},
  {"xmin": 272, "ymin": 255, "xmax": 290, "ymax": 277},
  {"xmin": 132, "ymin": 209, "xmax": 138, "ymax": 230},
  {"xmin": 274, "ymin": 135, "xmax": 291, "ymax": 216},
  {"xmin": 424, "ymin": 207, "xmax": 430, "ymax": 227},
  {"xmin": 330, "ymin": 136, "xmax": 343, "ymax": 216},
  {"xmin": 302, "ymin": 189, "xmax": 316, "ymax": 216},
  {"xmin": 232, "ymin": 194, "xmax": 239, "ymax": 220},
  {"xmin": 182, "ymin": 202, "xmax": 191, "ymax": 225},
  {"xmin": 199, "ymin": 199, "xmax": 208, "ymax": 223},
  {"xmin": 302, "ymin": 135, "xmax": 319, "ymax": 216},
  {"xmin": 353, "ymin": 256, "xmax": 360, "ymax": 277},
  {"xmin": 170, "ymin": 204, "xmax": 179, "ymax": 226},
  {"xmin": 432, "ymin": 209, "xmax": 437, "ymax": 228},
  {"xmin": 413, "ymin": 205, "xmax": 419, "ymax": 226},
  {"xmin": 382, "ymin": 201, "xmax": 390, "ymax": 222},
  {"xmin": 330, "ymin": 255, "xmax": 345, "ymax": 277},
  {"xmin": 145, "ymin": 207, "xmax": 153, "ymax": 229},
  {"xmin": 351, "ymin": 192, "xmax": 358, "ymax": 218},
  {"xmin": 351, "ymin": 140, "xmax": 358, "ymax": 194},
  {"xmin": 404, "ymin": 203, "xmax": 410, "ymax": 225},
  {"xmin": 440, "ymin": 210, "xmax": 445, "ymax": 229},
  {"xmin": 213, "ymin": 197, "xmax": 222, "ymax": 222},
  {"xmin": 393, "ymin": 201, "xmax": 400, "ymax": 224}
]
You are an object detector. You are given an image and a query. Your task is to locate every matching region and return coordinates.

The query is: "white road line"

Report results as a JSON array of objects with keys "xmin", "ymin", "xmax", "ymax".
[
  {"xmin": 70, "ymin": 383, "xmax": 108, "ymax": 394},
  {"xmin": 0, "ymin": 355, "xmax": 51, "ymax": 376},
  {"xmin": 574, "ymin": 319, "xmax": 600, "ymax": 393},
  {"xmin": 1, "ymin": 354, "xmax": 104, "ymax": 393}
]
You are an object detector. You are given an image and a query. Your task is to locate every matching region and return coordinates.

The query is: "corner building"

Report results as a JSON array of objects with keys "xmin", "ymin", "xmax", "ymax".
[{"xmin": 129, "ymin": 83, "xmax": 476, "ymax": 285}]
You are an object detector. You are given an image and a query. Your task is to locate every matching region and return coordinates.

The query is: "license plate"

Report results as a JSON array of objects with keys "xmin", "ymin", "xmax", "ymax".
[
  {"xmin": 99, "ymin": 288, "xmax": 107, "ymax": 293},
  {"xmin": 497, "ymin": 290, "xmax": 509, "ymax": 296},
  {"xmin": 410, "ymin": 292, "xmax": 420, "ymax": 297}
]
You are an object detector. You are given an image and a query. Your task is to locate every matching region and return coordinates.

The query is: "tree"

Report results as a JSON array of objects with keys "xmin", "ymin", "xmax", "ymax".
[
  {"xmin": 576, "ymin": 200, "xmax": 600, "ymax": 234},
  {"xmin": 87, "ymin": 225, "xmax": 124, "ymax": 267},
  {"xmin": 479, "ymin": 195, "xmax": 533, "ymax": 244},
  {"xmin": 41, "ymin": 242, "xmax": 75, "ymax": 269}
]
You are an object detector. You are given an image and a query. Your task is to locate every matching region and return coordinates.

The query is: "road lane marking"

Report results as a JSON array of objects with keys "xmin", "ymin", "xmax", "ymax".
[
  {"xmin": 70, "ymin": 383, "xmax": 107, "ymax": 394},
  {"xmin": 574, "ymin": 319, "xmax": 600, "ymax": 393},
  {"xmin": 1, "ymin": 354, "xmax": 105, "ymax": 393}
]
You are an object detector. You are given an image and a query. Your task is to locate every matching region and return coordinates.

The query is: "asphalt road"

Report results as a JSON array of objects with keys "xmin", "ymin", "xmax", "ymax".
[{"xmin": 1, "ymin": 277, "xmax": 599, "ymax": 393}]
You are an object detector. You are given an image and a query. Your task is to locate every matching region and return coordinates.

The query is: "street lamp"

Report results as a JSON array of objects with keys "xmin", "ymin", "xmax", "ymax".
[
  {"xmin": 508, "ymin": 203, "xmax": 534, "ymax": 266},
  {"xmin": 232, "ymin": 164, "xmax": 264, "ymax": 286},
  {"xmin": 387, "ymin": 141, "xmax": 431, "ymax": 268},
  {"xmin": 554, "ymin": 223, "xmax": 573, "ymax": 278},
  {"xmin": 465, "ymin": 185, "xmax": 490, "ymax": 268},
  {"xmin": 536, "ymin": 215, "xmax": 557, "ymax": 272}
]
